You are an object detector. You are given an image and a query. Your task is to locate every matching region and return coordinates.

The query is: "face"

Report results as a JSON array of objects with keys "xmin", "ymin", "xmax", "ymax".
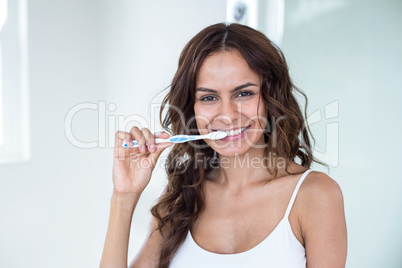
[{"xmin": 194, "ymin": 50, "xmax": 267, "ymax": 157}]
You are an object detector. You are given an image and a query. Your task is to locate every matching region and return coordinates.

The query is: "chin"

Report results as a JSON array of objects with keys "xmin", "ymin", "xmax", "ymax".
[{"xmin": 214, "ymin": 147, "xmax": 250, "ymax": 158}]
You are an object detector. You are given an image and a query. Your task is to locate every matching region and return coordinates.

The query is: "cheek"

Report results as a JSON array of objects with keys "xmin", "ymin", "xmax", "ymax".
[
  {"xmin": 256, "ymin": 109, "xmax": 268, "ymax": 130},
  {"xmin": 194, "ymin": 104, "xmax": 213, "ymax": 133},
  {"xmin": 245, "ymin": 100, "xmax": 267, "ymax": 130}
]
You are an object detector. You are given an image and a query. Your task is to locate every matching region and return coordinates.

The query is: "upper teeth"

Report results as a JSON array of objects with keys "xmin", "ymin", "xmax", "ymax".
[{"xmin": 223, "ymin": 126, "xmax": 248, "ymax": 137}]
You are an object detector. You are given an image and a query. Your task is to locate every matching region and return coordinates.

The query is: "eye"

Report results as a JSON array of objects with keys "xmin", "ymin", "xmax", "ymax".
[
  {"xmin": 236, "ymin": 91, "xmax": 254, "ymax": 98},
  {"xmin": 200, "ymin": 95, "xmax": 217, "ymax": 102}
]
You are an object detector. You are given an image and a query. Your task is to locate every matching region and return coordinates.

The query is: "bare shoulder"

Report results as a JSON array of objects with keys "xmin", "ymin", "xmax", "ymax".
[
  {"xmin": 297, "ymin": 171, "xmax": 345, "ymax": 225},
  {"xmin": 300, "ymin": 171, "xmax": 344, "ymax": 203},
  {"xmin": 297, "ymin": 171, "xmax": 348, "ymax": 267}
]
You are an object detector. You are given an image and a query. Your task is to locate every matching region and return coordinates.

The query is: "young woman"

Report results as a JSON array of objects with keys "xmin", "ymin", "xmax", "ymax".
[{"xmin": 100, "ymin": 23, "xmax": 347, "ymax": 268}]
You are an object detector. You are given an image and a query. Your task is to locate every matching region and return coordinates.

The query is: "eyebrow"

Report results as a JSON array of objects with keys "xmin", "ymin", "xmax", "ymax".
[{"xmin": 195, "ymin": 82, "xmax": 258, "ymax": 94}]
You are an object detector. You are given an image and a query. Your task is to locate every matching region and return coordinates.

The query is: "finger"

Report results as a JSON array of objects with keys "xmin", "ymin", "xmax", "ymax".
[
  {"xmin": 154, "ymin": 131, "xmax": 171, "ymax": 148},
  {"xmin": 154, "ymin": 131, "xmax": 171, "ymax": 139},
  {"xmin": 115, "ymin": 130, "xmax": 132, "ymax": 147},
  {"xmin": 142, "ymin": 128, "xmax": 156, "ymax": 154},
  {"xmin": 115, "ymin": 131, "xmax": 138, "ymax": 160},
  {"xmin": 156, "ymin": 141, "xmax": 173, "ymax": 149},
  {"xmin": 130, "ymin": 126, "xmax": 146, "ymax": 152},
  {"xmin": 147, "ymin": 142, "xmax": 173, "ymax": 169}
]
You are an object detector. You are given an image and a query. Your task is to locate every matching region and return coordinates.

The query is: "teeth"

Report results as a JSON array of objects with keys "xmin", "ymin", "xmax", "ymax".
[{"xmin": 224, "ymin": 126, "xmax": 248, "ymax": 137}]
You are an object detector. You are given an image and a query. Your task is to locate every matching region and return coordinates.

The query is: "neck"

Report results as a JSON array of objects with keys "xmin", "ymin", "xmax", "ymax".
[{"xmin": 211, "ymin": 147, "xmax": 288, "ymax": 190}]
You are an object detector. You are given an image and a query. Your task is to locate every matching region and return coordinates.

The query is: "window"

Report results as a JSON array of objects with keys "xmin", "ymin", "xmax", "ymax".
[{"xmin": 0, "ymin": 0, "xmax": 30, "ymax": 164}]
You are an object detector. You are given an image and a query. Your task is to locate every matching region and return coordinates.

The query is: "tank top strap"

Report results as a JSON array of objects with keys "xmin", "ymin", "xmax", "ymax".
[{"xmin": 284, "ymin": 169, "xmax": 313, "ymax": 219}]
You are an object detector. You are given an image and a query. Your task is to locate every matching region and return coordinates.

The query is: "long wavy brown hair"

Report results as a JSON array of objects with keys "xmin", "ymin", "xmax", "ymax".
[{"xmin": 150, "ymin": 22, "xmax": 328, "ymax": 267}]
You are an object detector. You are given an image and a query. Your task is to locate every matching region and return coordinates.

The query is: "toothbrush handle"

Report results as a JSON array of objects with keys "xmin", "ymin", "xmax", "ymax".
[
  {"xmin": 122, "ymin": 133, "xmax": 219, "ymax": 148},
  {"xmin": 155, "ymin": 138, "xmax": 171, "ymax": 143},
  {"xmin": 121, "ymin": 137, "xmax": 172, "ymax": 148}
]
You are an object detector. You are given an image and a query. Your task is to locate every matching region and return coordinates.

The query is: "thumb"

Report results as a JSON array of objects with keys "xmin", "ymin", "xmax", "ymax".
[{"xmin": 147, "ymin": 142, "xmax": 172, "ymax": 170}]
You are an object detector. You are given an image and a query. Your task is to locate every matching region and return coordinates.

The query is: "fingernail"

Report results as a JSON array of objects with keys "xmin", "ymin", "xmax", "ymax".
[
  {"xmin": 141, "ymin": 145, "xmax": 146, "ymax": 152},
  {"xmin": 150, "ymin": 144, "xmax": 156, "ymax": 152}
]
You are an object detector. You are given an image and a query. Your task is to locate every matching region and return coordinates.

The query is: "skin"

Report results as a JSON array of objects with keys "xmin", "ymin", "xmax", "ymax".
[
  {"xmin": 102, "ymin": 50, "xmax": 347, "ymax": 268},
  {"xmin": 190, "ymin": 51, "xmax": 347, "ymax": 267}
]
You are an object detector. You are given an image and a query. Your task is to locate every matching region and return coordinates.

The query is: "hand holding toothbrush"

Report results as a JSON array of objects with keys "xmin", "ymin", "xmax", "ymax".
[
  {"xmin": 113, "ymin": 127, "xmax": 173, "ymax": 197},
  {"xmin": 114, "ymin": 128, "xmax": 227, "ymax": 197},
  {"xmin": 122, "ymin": 131, "xmax": 227, "ymax": 148}
]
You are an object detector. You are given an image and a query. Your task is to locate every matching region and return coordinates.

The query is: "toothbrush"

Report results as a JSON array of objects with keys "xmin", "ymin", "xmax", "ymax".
[{"xmin": 122, "ymin": 131, "xmax": 227, "ymax": 148}]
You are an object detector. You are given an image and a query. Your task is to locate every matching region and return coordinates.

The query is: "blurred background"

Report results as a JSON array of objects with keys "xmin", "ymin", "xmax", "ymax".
[{"xmin": 0, "ymin": 0, "xmax": 401, "ymax": 267}]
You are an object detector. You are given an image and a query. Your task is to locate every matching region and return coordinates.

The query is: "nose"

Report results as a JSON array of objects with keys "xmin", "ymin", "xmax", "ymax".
[{"xmin": 215, "ymin": 99, "xmax": 240, "ymax": 126}]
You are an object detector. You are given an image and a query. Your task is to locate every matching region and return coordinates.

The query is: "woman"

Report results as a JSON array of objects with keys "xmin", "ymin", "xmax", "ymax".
[{"xmin": 100, "ymin": 23, "xmax": 347, "ymax": 268}]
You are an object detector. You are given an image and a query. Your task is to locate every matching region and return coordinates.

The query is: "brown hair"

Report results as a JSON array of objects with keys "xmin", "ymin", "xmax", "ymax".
[{"xmin": 150, "ymin": 22, "xmax": 328, "ymax": 267}]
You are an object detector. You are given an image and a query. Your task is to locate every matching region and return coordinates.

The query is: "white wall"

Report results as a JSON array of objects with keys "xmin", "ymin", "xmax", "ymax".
[
  {"xmin": 0, "ymin": 0, "xmax": 226, "ymax": 267},
  {"xmin": 0, "ymin": 0, "xmax": 401, "ymax": 267},
  {"xmin": 0, "ymin": 0, "xmax": 106, "ymax": 267},
  {"xmin": 282, "ymin": 0, "xmax": 402, "ymax": 267},
  {"xmin": 99, "ymin": 0, "xmax": 227, "ymax": 264}
]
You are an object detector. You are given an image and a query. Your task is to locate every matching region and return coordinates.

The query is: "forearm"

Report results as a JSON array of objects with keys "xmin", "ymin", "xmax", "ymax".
[{"xmin": 100, "ymin": 192, "xmax": 140, "ymax": 268}]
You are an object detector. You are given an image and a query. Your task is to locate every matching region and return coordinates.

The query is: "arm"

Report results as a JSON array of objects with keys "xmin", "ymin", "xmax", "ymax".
[
  {"xmin": 300, "ymin": 173, "xmax": 348, "ymax": 268},
  {"xmin": 129, "ymin": 212, "xmax": 164, "ymax": 268},
  {"xmin": 101, "ymin": 192, "xmax": 164, "ymax": 268},
  {"xmin": 100, "ymin": 128, "xmax": 172, "ymax": 268},
  {"xmin": 100, "ymin": 193, "xmax": 139, "ymax": 268}
]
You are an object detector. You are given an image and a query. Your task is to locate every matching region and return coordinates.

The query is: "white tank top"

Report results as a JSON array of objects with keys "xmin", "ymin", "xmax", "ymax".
[{"xmin": 170, "ymin": 169, "xmax": 313, "ymax": 268}]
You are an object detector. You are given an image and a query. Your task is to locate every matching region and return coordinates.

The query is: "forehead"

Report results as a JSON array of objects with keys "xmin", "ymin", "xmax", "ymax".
[{"xmin": 196, "ymin": 50, "xmax": 260, "ymax": 89}]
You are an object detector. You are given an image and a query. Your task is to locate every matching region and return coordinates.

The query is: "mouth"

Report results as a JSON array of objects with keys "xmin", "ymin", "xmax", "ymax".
[{"xmin": 212, "ymin": 125, "xmax": 251, "ymax": 137}]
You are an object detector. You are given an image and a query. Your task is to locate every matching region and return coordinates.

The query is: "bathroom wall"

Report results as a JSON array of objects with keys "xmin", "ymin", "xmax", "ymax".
[{"xmin": 0, "ymin": 0, "xmax": 401, "ymax": 267}]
